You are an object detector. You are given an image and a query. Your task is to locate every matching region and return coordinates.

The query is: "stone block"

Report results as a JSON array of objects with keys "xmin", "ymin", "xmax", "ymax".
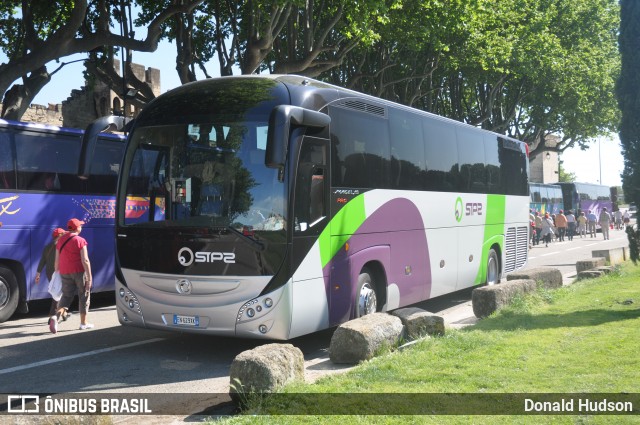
[
  {"xmin": 329, "ymin": 313, "xmax": 404, "ymax": 364},
  {"xmin": 594, "ymin": 266, "xmax": 614, "ymax": 274},
  {"xmin": 592, "ymin": 248, "xmax": 625, "ymax": 265},
  {"xmin": 390, "ymin": 307, "xmax": 445, "ymax": 340},
  {"xmin": 229, "ymin": 343, "xmax": 304, "ymax": 398},
  {"xmin": 506, "ymin": 267, "xmax": 563, "ymax": 289},
  {"xmin": 576, "ymin": 257, "xmax": 606, "ymax": 274},
  {"xmin": 472, "ymin": 279, "xmax": 536, "ymax": 318},
  {"xmin": 577, "ymin": 270, "xmax": 605, "ymax": 280}
]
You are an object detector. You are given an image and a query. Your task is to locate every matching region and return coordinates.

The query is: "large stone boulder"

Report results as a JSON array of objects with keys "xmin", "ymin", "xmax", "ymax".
[
  {"xmin": 229, "ymin": 343, "xmax": 304, "ymax": 398},
  {"xmin": 390, "ymin": 307, "xmax": 445, "ymax": 340},
  {"xmin": 329, "ymin": 313, "xmax": 404, "ymax": 364},
  {"xmin": 576, "ymin": 257, "xmax": 606, "ymax": 274},
  {"xmin": 506, "ymin": 267, "xmax": 563, "ymax": 289},
  {"xmin": 472, "ymin": 279, "xmax": 536, "ymax": 318}
]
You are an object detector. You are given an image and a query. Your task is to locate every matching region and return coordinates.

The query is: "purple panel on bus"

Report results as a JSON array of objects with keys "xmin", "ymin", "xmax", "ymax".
[{"xmin": 324, "ymin": 197, "xmax": 431, "ymax": 325}]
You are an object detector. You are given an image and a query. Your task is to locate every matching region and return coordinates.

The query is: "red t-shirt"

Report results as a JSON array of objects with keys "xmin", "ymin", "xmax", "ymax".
[{"xmin": 56, "ymin": 233, "xmax": 88, "ymax": 274}]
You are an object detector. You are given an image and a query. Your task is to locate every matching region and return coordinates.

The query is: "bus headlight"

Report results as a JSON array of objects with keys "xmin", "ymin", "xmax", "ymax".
[{"xmin": 236, "ymin": 294, "xmax": 277, "ymax": 323}]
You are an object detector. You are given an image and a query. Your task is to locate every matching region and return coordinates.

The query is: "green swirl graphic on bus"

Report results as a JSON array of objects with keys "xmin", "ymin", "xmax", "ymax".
[{"xmin": 455, "ymin": 197, "xmax": 463, "ymax": 222}]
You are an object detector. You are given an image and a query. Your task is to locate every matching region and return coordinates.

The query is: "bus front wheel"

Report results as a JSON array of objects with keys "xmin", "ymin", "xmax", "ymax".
[
  {"xmin": 0, "ymin": 266, "xmax": 19, "ymax": 323},
  {"xmin": 355, "ymin": 269, "xmax": 378, "ymax": 318},
  {"xmin": 486, "ymin": 248, "xmax": 500, "ymax": 286}
]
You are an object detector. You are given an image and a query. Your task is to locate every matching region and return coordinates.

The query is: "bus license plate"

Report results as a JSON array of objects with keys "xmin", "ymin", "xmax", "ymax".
[{"xmin": 173, "ymin": 314, "xmax": 199, "ymax": 327}]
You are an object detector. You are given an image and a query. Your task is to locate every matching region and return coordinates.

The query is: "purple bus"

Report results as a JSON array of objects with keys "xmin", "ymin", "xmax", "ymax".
[
  {"xmin": 0, "ymin": 118, "xmax": 126, "ymax": 322},
  {"xmin": 557, "ymin": 182, "xmax": 614, "ymax": 226}
]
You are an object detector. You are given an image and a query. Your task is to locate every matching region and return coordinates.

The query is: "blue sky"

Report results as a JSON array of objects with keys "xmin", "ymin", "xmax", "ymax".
[{"xmin": 1, "ymin": 40, "xmax": 624, "ymax": 187}]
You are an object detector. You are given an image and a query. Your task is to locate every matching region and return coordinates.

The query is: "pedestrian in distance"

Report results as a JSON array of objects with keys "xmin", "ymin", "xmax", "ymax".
[
  {"xmin": 623, "ymin": 209, "xmax": 630, "ymax": 229},
  {"xmin": 577, "ymin": 211, "xmax": 588, "ymax": 238},
  {"xmin": 540, "ymin": 212, "xmax": 555, "ymax": 247},
  {"xmin": 529, "ymin": 209, "xmax": 536, "ymax": 247},
  {"xmin": 587, "ymin": 209, "xmax": 598, "ymax": 238},
  {"xmin": 534, "ymin": 211, "xmax": 543, "ymax": 245},
  {"xmin": 36, "ymin": 228, "xmax": 70, "ymax": 322},
  {"xmin": 566, "ymin": 210, "xmax": 576, "ymax": 241},
  {"xmin": 50, "ymin": 218, "xmax": 93, "ymax": 334},
  {"xmin": 555, "ymin": 210, "xmax": 568, "ymax": 242},
  {"xmin": 613, "ymin": 209, "xmax": 623, "ymax": 230},
  {"xmin": 599, "ymin": 207, "xmax": 612, "ymax": 240}
]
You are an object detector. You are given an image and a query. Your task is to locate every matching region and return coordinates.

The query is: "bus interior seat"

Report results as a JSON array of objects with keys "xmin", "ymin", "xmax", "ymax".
[{"xmin": 199, "ymin": 183, "xmax": 223, "ymax": 216}]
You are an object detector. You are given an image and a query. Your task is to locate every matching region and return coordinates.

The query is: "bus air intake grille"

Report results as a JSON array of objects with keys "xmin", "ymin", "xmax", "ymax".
[
  {"xmin": 339, "ymin": 100, "xmax": 387, "ymax": 117},
  {"xmin": 504, "ymin": 226, "xmax": 529, "ymax": 273},
  {"xmin": 515, "ymin": 226, "xmax": 528, "ymax": 269}
]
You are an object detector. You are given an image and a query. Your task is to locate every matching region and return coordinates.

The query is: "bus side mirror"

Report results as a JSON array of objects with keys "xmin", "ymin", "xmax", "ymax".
[
  {"xmin": 78, "ymin": 115, "xmax": 133, "ymax": 179},
  {"xmin": 265, "ymin": 105, "xmax": 330, "ymax": 169}
]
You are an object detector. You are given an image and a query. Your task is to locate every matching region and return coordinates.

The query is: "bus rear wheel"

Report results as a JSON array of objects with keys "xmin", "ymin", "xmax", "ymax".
[
  {"xmin": 486, "ymin": 248, "xmax": 499, "ymax": 286},
  {"xmin": 355, "ymin": 269, "xmax": 378, "ymax": 318},
  {"xmin": 0, "ymin": 266, "xmax": 19, "ymax": 323}
]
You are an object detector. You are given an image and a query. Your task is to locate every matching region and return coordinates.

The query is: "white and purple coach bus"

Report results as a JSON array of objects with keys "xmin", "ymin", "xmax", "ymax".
[{"xmin": 110, "ymin": 75, "xmax": 530, "ymax": 339}]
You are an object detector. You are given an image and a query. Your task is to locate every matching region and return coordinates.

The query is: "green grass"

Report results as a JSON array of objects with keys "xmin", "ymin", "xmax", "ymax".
[{"xmin": 214, "ymin": 263, "xmax": 640, "ymax": 424}]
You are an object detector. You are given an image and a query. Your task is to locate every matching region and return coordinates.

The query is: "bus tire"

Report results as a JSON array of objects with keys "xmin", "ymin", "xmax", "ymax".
[
  {"xmin": 486, "ymin": 248, "xmax": 500, "ymax": 286},
  {"xmin": 355, "ymin": 269, "xmax": 378, "ymax": 318},
  {"xmin": 0, "ymin": 266, "xmax": 19, "ymax": 323}
]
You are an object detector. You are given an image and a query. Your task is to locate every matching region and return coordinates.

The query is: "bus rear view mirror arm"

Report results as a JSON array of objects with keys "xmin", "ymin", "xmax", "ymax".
[
  {"xmin": 265, "ymin": 105, "xmax": 330, "ymax": 169},
  {"xmin": 78, "ymin": 115, "xmax": 133, "ymax": 179}
]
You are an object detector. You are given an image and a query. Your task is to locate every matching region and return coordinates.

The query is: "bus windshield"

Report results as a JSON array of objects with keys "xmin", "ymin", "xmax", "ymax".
[{"xmin": 121, "ymin": 118, "xmax": 285, "ymax": 232}]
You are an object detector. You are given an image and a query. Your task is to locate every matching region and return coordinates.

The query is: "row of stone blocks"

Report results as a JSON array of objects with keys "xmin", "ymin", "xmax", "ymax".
[
  {"xmin": 229, "ymin": 248, "xmax": 625, "ymax": 401},
  {"xmin": 472, "ymin": 246, "xmax": 627, "ymax": 319},
  {"xmin": 229, "ymin": 308, "xmax": 445, "ymax": 399}
]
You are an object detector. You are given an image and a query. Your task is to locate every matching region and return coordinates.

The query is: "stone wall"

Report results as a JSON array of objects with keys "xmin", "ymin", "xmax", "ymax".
[
  {"xmin": 20, "ymin": 103, "xmax": 63, "ymax": 126},
  {"xmin": 20, "ymin": 60, "xmax": 160, "ymax": 129}
]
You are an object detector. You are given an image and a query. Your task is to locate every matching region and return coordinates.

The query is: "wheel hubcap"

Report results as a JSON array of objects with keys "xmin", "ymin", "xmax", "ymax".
[
  {"xmin": 487, "ymin": 256, "xmax": 498, "ymax": 285},
  {"xmin": 358, "ymin": 282, "xmax": 377, "ymax": 316},
  {"xmin": 0, "ymin": 280, "xmax": 8, "ymax": 307}
]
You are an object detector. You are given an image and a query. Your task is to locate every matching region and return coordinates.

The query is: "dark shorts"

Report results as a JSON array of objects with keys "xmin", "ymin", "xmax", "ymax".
[{"xmin": 58, "ymin": 272, "xmax": 90, "ymax": 314}]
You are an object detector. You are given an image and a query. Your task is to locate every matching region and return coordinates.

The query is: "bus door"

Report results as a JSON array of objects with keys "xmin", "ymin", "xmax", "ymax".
[{"xmin": 289, "ymin": 137, "xmax": 330, "ymax": 337}]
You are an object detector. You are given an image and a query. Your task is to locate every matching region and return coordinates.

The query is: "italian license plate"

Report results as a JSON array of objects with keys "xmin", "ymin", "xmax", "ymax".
[{"xmin": 173, "ymin": 314, "xmax": 199, "ymax": 327}]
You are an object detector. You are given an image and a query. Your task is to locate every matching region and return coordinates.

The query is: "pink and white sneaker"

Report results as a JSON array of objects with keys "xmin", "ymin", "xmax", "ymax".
[{"xmin": 48, "ymin": 316, "xmax": 58, "ymax": 334}]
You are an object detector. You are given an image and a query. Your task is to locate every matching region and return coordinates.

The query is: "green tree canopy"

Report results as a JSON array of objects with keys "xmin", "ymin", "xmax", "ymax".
[{"xmin": 616, "ymin": 0, "xmax": 640, "ymax": 263}]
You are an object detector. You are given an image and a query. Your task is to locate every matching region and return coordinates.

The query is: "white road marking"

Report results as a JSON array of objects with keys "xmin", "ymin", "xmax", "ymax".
[{"xmin": 0, "ymin": 338, "xmax": 165, "ymax": 375}]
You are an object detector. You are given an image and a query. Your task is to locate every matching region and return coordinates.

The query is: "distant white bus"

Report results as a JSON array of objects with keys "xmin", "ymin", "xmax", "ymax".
[{"xmin": 108, "ymin": 75, "xmax": 530, "ymax": 339}]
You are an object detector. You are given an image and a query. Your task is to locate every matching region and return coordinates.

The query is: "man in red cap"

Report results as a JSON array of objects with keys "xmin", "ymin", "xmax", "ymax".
[
  {"xmin": 50, "ymin": 218, "xmax": 93, "ymax": 333},
  {"xmin": 35, "ymin": 228, "xmax": 67, "ymax": 324}
]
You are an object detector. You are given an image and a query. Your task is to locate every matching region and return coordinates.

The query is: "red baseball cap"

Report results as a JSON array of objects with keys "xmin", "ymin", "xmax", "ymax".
[
  {"xmin": 52, "ymin": 228, "xmax": 66, "ymax": 238},
  {"xmin": 67, "ymin": 218, "xmax": 85, "ymax": 230}
]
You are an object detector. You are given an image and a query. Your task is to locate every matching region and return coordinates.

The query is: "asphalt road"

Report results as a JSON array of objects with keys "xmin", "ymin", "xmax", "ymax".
[{"xmin": 0, "ymin": 224, "xmax": 632, "ymax": 422}]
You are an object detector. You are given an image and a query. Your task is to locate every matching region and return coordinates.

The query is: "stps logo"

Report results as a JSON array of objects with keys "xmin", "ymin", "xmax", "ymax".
[
  {"xmin": 178, "ymin": 247, "xmax": 236, "ymax": 266},
  {"xmin": 455, "ymin": 197, "xmax": 484, "ymax": 222},
  {"xmin": 455, "ymin": 197, "xmax": 464, "ymax": 222}
]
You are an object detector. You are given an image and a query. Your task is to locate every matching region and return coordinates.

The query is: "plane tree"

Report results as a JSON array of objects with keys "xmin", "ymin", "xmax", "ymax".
[
  {"xmin": 325, "ymin": 0, "xmax": 619, "ymax": 157},
  {"xmin": 0, "ymin": 0, "xmax": 203, "ymax": 120}
]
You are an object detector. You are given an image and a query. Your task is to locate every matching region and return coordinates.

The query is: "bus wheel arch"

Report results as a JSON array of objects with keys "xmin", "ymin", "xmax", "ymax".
[
  {"xmin": 355, "ymin": 262, "xmax": 387, "ymax": 318},
  {"xmin": 486, "ymin": 245, "xmax": 501, "ymax": 286},
  {"xmin": 0, "ymin": 265, "xmax": 19, "ymax": 323}
]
